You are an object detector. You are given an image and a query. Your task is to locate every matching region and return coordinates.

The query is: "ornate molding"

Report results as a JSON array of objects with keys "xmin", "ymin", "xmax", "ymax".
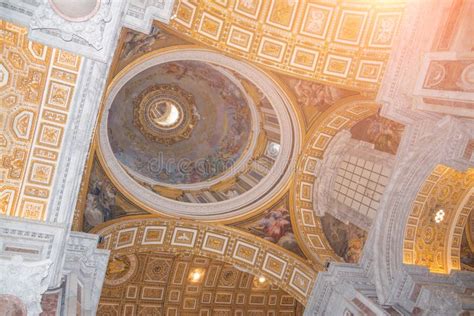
[
  {"xmin": 48, "ymin": 59, "xmax": 109, "ymax": 225},
  {"xmin": 305, "ymin": 261, "xmax": 474, "ymax": 316},
  {"xmin": 389, "ymin": 265, "xmax": 474, "ymax": 314},
  {"xmin": 28, "ymin": 0, "xmax": 126, "ymax": 62},
  {"xmin": 0, "ymin": 1, "xmax": 39, "ymax": 25},
  {"xmin": 412, "ymin": 52, "xmax": 474, "ymax": 118},
  {"xmin": 0, "ymin": 256, "xmax": 52, "ymax": 316},
  {"xmin": 313, "ymin": 131, "xmax": 352, "ymax": 217},
  {"xmin": 123, "ymin": 0, "xmax": 176, "ymax": 34},
  {"xmin": 0, "ymin": 215, "xmax": 67, "ymax": 287},
  {"xmin": 304, "ymin": 263, "xmax": 381, "ymax": 316},
  {"xmin": 62, "ymin": 232, "xmax": 109, "ymax": 315}
]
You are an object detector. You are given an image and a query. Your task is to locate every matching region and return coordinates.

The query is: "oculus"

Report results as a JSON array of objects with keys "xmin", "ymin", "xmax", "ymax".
[
  {"xmin": 107, "ymin": 60, "xmax": 254, "ymax": 186},
  {"xmin": 133, "ymin": 84, "xmax": 198, "ymax": 145}
]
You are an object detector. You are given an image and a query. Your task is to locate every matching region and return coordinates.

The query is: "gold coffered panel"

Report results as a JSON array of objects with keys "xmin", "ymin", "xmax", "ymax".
[
  {"xmin": 167, "ymin": 0, "xmax": 406, "ymax": 93},
  {"xmin": 403, "ymin": 165, "xmax": 474, "ymax": 274},
  {"xmin": 0, "ymin": 20, "xmax": 81, "ymax": 220},
  {"xmin": 99, "ymin": 252, "xmax": 304, "ymax": 315}
]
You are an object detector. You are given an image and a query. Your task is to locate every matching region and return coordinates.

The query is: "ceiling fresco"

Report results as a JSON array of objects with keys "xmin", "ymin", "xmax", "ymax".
[
  {"xmin": 320, "ymin": 214, "xmax": 367, "ymax": 264},
  {"xmin": 80, "ymin": 158, "xmax": 147, "ymax": 232},
  {"xmin": 116, "ymin": 25, "xmax": 189, "ymax": 74},
  {"xmin": 99, "ymin": 252, "xmax": 304, "ymax": 315},
  {"xmin": 107, "ymin": 60, "xmax": 253, "ymax": 186},
  {"xmin": 350, "ymin": 112, "xmax": 405, "ymax": 155},
  {"xmin": 98, "ymin": 46, "xmax": 302, "ymax": 219},
  {"xmin": 278, "ymin": 74, "xmax": 358, "ymax": 128},
  {"xmin": 93, "ymin": 217, "xmax": 318, "ymax": 305},
  {"xmin": 232, "ymin": 193, "xmax": 306, "ymax": 258},
  {"xmin": 0, "ymin": 21, "xmax": 81, "ymax": 220}
]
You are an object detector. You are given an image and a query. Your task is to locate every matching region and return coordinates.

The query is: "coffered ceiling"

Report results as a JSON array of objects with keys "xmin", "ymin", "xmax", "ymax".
[
  {"xmin": 0, "ymin": 21, "xmax": 81, "ymax": 220},
  {"xmin": 167, "ymin": 0, "xmax": 406, "ymax": 93},
  {"xmin": 99, "ymin": 252, "xmax": 304, "ymax": 315}
]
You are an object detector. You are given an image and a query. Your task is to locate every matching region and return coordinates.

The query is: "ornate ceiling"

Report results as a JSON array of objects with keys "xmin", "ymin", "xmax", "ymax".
[
  {"xmin": 292, "ymin": 98, "xmax": 380, "ymax": 263},
  {"xmin": 4, "ymin": 0, "xmax": 474, "ymax": 313},
  {"xmin": 72, "ymin": 15, "xmax": 416, "ymax": 311},
  {"xmin": 0, "ymin": 21, "xmax": 81, "ymax": 220}
]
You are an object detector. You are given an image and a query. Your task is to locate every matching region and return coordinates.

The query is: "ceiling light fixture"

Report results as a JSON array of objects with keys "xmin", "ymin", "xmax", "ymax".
[
  {"xmin": 258, "ymin": 276, "xmax": 266, "ymax": 283},
  {"xmin": 435, "ymin": 209, "xmax": 445, "ymax": 223},
  {"xmin": 191, "ymin": 271, "xmax": 201, "ymax": 282}
]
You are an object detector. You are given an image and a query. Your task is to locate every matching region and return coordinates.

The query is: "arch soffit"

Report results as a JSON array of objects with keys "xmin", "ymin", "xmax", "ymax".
[
  {"xmin": 369, "ymin": 116, "xmax": 474, "ymax": 302},
  {"xmin": 403, "ymin": 165, "xmax": 474, "ymax": 274},
  {"xmin": 290, "ymin": 96, "xmax": 380, "ymax": 265},
  {"xmin": 91, "ymin": 215, "xmax": 318, "ymax": 305}
]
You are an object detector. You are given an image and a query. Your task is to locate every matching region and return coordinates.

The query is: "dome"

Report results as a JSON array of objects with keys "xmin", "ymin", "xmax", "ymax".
[
  {"xmin": 98, "ymin": 48, "xmax": 301, "ymax": 220},
  {"xmin": 107, "ymin": 60, "xmax": 255, "ymax": 186}
]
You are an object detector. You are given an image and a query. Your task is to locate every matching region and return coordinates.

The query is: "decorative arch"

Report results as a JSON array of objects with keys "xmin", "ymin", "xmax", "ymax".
[
  {"xmin": 369, "ymin": 115, "xmax": 474, "ymax": 302},
  {"xmin": 290, "ymin": 96, "xmax": 380, "ymax": 265},
  {"xmin": 403, "ymin": 165, "xmax": 474, "ymax": 273},
  {"xmin": 91, "ymin": 215, "xmax": 318, "ymax": 305}
]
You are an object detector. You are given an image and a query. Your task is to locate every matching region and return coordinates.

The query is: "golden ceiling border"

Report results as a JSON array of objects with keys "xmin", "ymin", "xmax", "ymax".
[
  {"xmin": 290, "ymin": 96, "xmax": 379, "ymax": 265},
  {"xmin": 95, "ymin": 45, "xmax": 305, "ymax": 223},
  {"xmin": 91, "ymin": 214, "xmax": 318, "ymax": 305},
  {"xmin": 161, "ymin": 0, "xmax": 407, "ymax": 94}
]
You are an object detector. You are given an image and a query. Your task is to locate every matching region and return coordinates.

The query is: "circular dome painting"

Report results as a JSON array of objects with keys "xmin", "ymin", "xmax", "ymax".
[
  {"xmin": 99, "ymin": 49, "xmax": 300, "ymax": 219},
  {"xmin": 107, "ymin": 61, "xmax": 253, "ymax": 186}
]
